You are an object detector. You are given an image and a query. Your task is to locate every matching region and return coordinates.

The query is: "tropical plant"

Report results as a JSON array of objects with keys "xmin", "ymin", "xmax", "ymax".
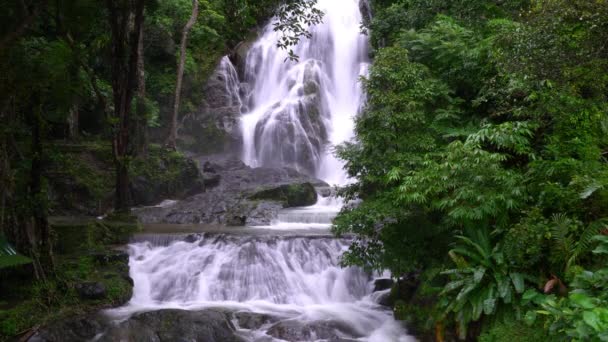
[
  {"xmin": 440, "ymin": 228, "xmax": 534, "ymax": 338},
  {"xmin": 525, "ymin": 235, "xmax": 608, "ymax": 341}
]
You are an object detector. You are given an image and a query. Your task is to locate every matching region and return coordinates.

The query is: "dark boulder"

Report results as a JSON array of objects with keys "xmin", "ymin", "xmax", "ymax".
[
  {"xmin": 28, "ymin": 314, "xmax": 106, "ymax": 342},
  {"xmin": 75, "ymin": 281, "xmax": 106, "ymax": 300},
  {"xmin": 250, "ymin": 182, "xmax": 317, "ymax": 207},
  {"xmin": 266, "ymin": 319, "xmax": 363, "ymax": 341},
  {"xmin": 98, "ymin": 309, "xmax": 245, "ymax": 342},
  {"xmin": 373, "ymin": 278, "xmax": 394, "ymax": 292},
  {"xmin": 234, "ymin": 311, "xmax": 281, "ymax": 330}
]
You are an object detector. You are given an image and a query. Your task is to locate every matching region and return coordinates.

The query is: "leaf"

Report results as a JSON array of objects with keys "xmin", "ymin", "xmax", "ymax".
[
  {"xmin": 510, "ymin": 272, "xmax": 525, "ymax": 293},
  {"xmin": 570, "ymin": 293, "xmax": 596, "ymax": 309},
  {"xmin": 442, "ymin": 279, "xmax": 466, "ymax": 293},
  {"xmin": 524, "ymin": 310, "xmax": 537, "ymax": 326},
  {"xmin": 474, "ymin": 267, "xmax": 486, "ymax": 283},
  {"xmin": 483, "ymin": 298, "xmax": 497, "ymax": 315},
  {"xmin": 583, "ymin": 311, "xmax": 602, "ymax": 331}
]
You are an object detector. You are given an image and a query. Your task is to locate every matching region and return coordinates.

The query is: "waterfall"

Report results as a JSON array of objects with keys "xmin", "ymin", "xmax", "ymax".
[
  {"xmin": 241, "ymin": 0, "xmax": 369, "ymax": 185},
  {"xmin": 105, "ymin": 2, "xmax": 413, "ymax": 341},
  {"xmin": 117, "ymin": 233, "xmax": 414, "ymax": 341}
]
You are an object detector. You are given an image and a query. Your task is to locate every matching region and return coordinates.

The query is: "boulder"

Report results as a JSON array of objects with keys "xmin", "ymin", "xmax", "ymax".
[
  {"xmin": 234, "ymin": 311, "xmax": 281, "ymax": 330},
  {"xmin": 250, "ymin": 183, "xmax": 317, "ymax": 207},
  {"xmin": 134, "ymin": 157, "xmax": 329, "ymax": 225},
  {"xmin": 75, "ymin": 281, "xmax": 106, "ymax": 300},
  {"xmin": 98, "ymin": 309, "xmax": 245, "ymax": 342},
  {"xmin": 373, "ymin": 278, "xmax": 394, "ymax": 292},
  {"xmin": 266, "ymin": 319, "xmax": 363, "ymax": 341},
  {"xmin": 28, "ymin": 314, "xmax": 106, "ymax": 342}
]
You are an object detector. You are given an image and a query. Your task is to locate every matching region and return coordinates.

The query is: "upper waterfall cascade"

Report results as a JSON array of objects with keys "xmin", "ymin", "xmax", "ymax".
[{"xmin": 239, "ymin": 0, "xmax": 369, "ymax": 185}]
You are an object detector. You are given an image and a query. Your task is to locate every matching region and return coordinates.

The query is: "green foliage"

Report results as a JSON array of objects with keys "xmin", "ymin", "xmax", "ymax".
[
  {"xmin": 337, "ymin": 1, "xmax": 608, "ymax": 339},
  {"xmin": 273, "ymin": 0, "xmax": 324, "ymax": 61},
  {"xmin": 525, "ymin": 236, "xmax": 608, "ymax": 341},
  {"xmin": 479, "ymin": 317, "xmax": 550, "ymax": 342},
  {"xmin": 439, "ymin": 228, "xmax": 535, "ymax": 338}
]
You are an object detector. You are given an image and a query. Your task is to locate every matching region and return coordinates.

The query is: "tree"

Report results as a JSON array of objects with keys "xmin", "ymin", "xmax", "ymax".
[
  {"xmin": 166, "ymin": 0, "xmax": 199, "ymax": 150},
  {"xmin": 105, "ymin": 0, "xmax": 146, "ymax": 212}
]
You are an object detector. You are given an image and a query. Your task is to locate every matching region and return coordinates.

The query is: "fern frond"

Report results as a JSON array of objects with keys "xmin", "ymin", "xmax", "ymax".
[{"xmin": 567, "ymin": 218, "xmax": 608, "ymax": 270}]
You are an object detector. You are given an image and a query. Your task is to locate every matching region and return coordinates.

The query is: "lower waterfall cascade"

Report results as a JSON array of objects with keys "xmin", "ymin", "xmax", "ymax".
[{"xmin": 108, "ymin": 0, "xmax": 414, "ymax": 340}]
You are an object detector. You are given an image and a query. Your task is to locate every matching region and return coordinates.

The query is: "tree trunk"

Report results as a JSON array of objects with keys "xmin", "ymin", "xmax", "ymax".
[
  {"xmin": 28, "ymin": 105, "xmax": 54, "ymax": 280},
  {"xmin": 106, "ymin": 0, "xmax": 146, "ymax": 212},
  {"xmin": 166, "ymin": 0, "xmax": 199, "ymax": 150},
  {"xmin": 135, "ymin": 23, "xmax": 148, "ymax": 157},
  {"xmin": 67, "ymin": 103, "xmax": 79, "ymax": 139}
]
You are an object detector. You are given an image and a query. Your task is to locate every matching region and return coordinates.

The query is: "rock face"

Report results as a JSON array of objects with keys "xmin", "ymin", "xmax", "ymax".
[
  {"xmin": 178, "ymin": 56, "xmax": 244, "ymax": 155},
  {"xmin": 28, "ymin": 314, "xmax": 107, "ymax": 342},
  {"xmin": 99, "ymin": 309, "xmax": 244, "ymax": 342},
  {"xmin": 373, "ymin": 278, "xmax": 394, "ymax": 292},
  {"xmin": 266, "ymin": 319, "xmax": 363, "ymax": 341},
  {"xmin": 134, "ymin": 157, "xmax": 328, "ymax": 225},
  {"xmin": 234, "ymin": 311, "xmax": 281, "ymax": 330},
  {"xmin": 29, "ymin": 309, "xmax": 244, "ymax": 342}
]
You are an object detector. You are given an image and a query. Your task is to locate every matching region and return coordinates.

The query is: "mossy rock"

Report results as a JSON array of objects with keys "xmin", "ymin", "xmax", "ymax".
[
  {"xmin": 51, "ymin": 218, "xmax": 140, "ymax": 254},
  {"xmin": 249, "ymin": 182, "xmax": 317, "ymax": 207}
]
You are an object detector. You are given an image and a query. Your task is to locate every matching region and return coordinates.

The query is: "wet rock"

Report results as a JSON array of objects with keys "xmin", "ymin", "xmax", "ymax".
[
  {"xmin": 134, "ymin": 158, "xmax": 329, "ymax": 225},
  {"xmin": 202, "ymin": 172, "xmax": 222, "ymax": 188},
  {"xmin": 359, "ymin": 0, "xmax": 372, "ymax": 26},
  {"xmin": 99, "ymin": 309, "xmax": 245, "ymax": 342},
  {"xmin": 28, "ymin": 314, "xmax": 106, "ymax": 342},
  {"xmin": 266, "ymin": 319, "xmax": 362, "ymax": 341},
  {"xmin": 373, "ymin": 278, "xmax": 394, "ymax": 292},
  {"xmin": 178, "ymin": 57, "xmax": 243, "ymax": 155},
  {"xmin": 376, "ymin": 291, "xmax": 393, "ymax": 307},
  {"xmin": 235, "ymin": 311, "xmax": 281, "ymax": 330},
  {"xmin": 250, "ymin": 182, "xmax": 317, "ymax": 207},
  {"xmin": 75, "ymin": 281, "xmax": 106, "ymax": 300},
  {"xmin": 232, "ymin": 40, "xmax": 255, "ymax": 77}
]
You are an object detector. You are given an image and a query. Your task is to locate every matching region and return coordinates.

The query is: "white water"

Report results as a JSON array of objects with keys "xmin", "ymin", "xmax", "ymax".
[
  {"xmin": 241, "ymin": 0, "xmax": 368, "ymax": 186},
  {"xmin": 107, "ymin": 2, "xmax": 413, "ymax": 340},
  {"xmin": 114, "ymin": 234, "xmax": 413, "ymax": 341}
]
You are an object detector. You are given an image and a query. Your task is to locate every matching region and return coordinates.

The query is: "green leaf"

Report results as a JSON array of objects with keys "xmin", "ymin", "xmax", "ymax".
[
  {"xmin": 583, "ymin": 311, "xmax": 602, "ymax": 331},
  {"xmin": 570, "ymin": 293, "xmax": 596, "ymax": 309},
  {"xmin": 524, "ymin": 310, "xmax": 537, "ymax": 326},
  {"xmin": 522, "ymin": 289, "xmax": 540, "ymax": 303},
  {"xmin": 474, "ymin": 267, "xmax": 486, "ymax": 283},
  {"xmin": 483, "ymin": 298, "xmax": 497, "ymax": 315},
  {"xmin": 510, "ymin": 272, "xmax": 525, "ymax": 293}
]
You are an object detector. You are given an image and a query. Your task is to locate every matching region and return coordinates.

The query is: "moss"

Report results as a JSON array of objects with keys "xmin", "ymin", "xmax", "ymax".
[
  {"xmin": 51, "ymin": 218, "xmax": 140, "ymax": 254},
  {"xmin": 129, "ymin": 146, "xmax": 201, "ymax": 202},
  {"xmin": 0, "ymin": 251, "xmax": 133, "ymax": 341}
]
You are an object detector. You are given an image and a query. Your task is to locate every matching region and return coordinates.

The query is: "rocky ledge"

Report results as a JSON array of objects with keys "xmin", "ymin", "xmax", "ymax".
[
  {"xmin": 29, "ymin": 309, "xmax": 244, "ymax": 342},
  {"xmin": 133, "ymin": 157, "xmax": 330, "ymax": 226},
  {"xmin": 29, "ymin": 308, "xmax": 367, "ymax": 342}
]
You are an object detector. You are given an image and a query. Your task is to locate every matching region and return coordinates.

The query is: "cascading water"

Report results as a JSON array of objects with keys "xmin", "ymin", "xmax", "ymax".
[
  {"xmin": 241, "ymin": 0, "xmax": 369, "ymax": 185},
  {"xmin": 106, "ymin": 1, "xmax": 413, "ymax": 341},
  {"xmin": 117, "ymin": 233, "xmax": 413, "ymax": 341}
]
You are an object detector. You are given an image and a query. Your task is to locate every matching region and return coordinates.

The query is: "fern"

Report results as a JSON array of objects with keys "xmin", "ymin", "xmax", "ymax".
[
  {"xmin": 549, "ymin": 215, "xmax": 608, "ymax": 271},
  {"xmin": 568, "ymin": 219, "xmax": 608, "ymax": 270}
]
